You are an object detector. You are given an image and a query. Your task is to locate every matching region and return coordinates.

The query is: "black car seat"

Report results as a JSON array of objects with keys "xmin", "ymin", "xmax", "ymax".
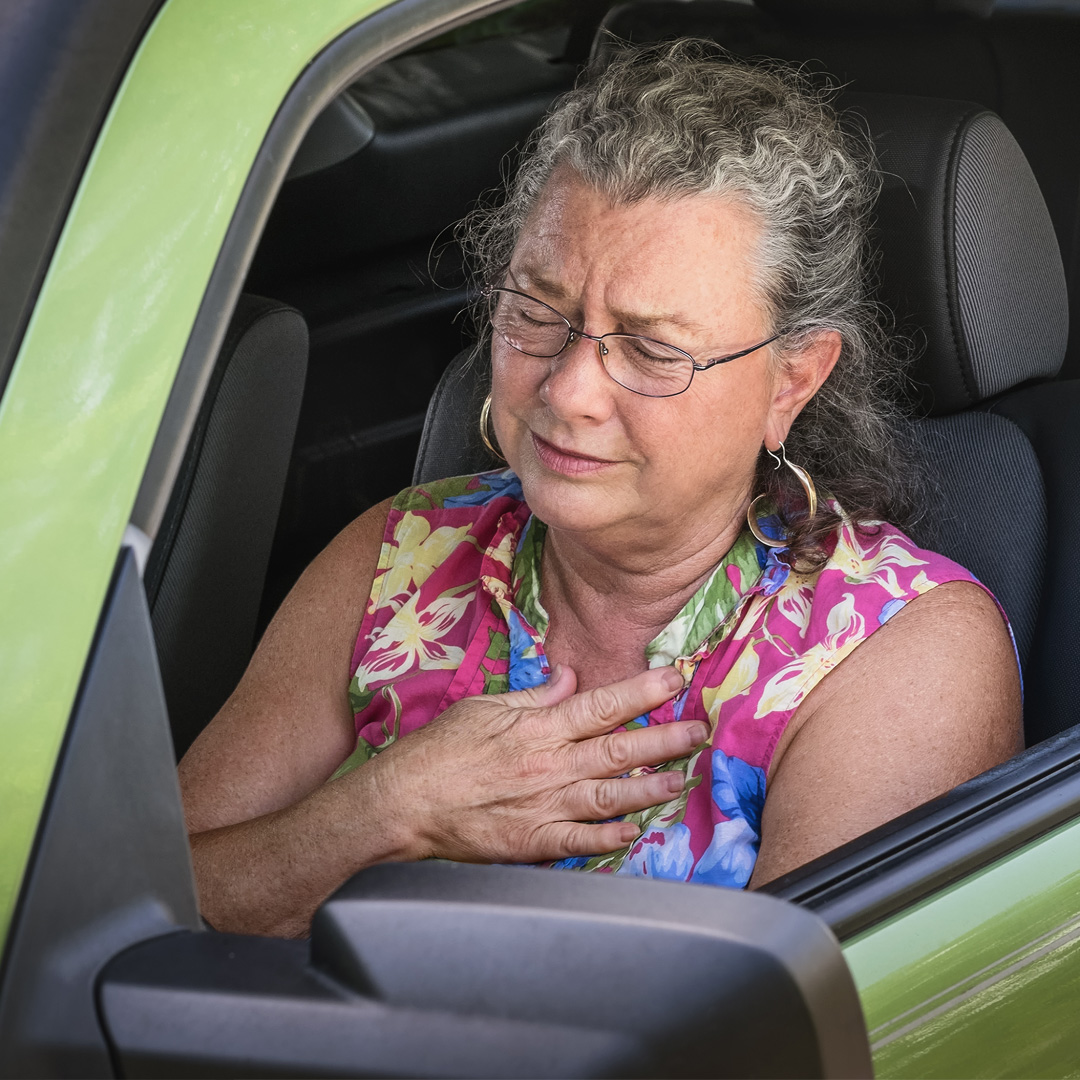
[
  {"xmin": 145, "ymin": 294, "xmax": 309, "ymax": 758},
  {"xmin": 593, "ymin": 0, "xmax": 1080, "ymax": 375},
  {"xmin": 412, "ymin": 92, "xmax": 1071, "ymax": 747}
]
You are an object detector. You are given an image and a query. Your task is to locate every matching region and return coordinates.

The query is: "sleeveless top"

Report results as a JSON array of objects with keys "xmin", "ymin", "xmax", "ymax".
[{"xmin": 337, "ymin": 469, "xmax": 1005, "ymax": 888}]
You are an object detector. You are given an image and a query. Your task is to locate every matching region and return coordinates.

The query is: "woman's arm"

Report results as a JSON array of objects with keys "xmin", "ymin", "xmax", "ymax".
[
  {"xmin": 750, "ymin": 580, "xmax": 1023, "ymax": 887},
  {"xmin": 179, "ymin": 500, "xmax": 705, "ymax": 937},
  {"xmin": 179, "ymin": 498, "xmax": 394, "ymax": 836}
]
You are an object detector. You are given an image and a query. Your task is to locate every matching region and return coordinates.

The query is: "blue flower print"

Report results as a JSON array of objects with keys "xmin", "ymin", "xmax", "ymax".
[
  {"xmin": 550, "ymin": 855, "xmax": 591, "ymax": 870},
  {"xmin": 616, "ymin": 823, "xmax": 695, "ymax": 881},
  {"xmin": 690, "ymin": 749, "xmax": 766, "ymax": 888},
  {"xmin": 691, "ymin": 818, "xmax": 759, "ymax": 887},
  {"xmin": 507, "ymin": 609, "xmax": 547, "ymax": 691},
  {"xmin": 443, "ymin": 469, "xmax": 523, "ymax": 508},
  {"xmin": 757, "ymin": 545, "xmax": 791, "ymax": 597},
  {"xmin": 878, "ymin": 597, "xmax": 906, "ymax": 626},
  {"xmin": 710, "ymin": 749, "xmax": 766, "ymax": 835},
  {"xmin": 752, "ymin": 510, "xmax": 786, "ymax": 547}
]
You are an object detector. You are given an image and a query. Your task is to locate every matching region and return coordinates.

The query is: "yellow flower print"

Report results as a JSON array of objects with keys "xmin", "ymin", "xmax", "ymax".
[
  {"xmin": 355, "ymin": 586, "xmax": 470, "ymax": 684},
  {"xmin": 832, "ymin": 523, "xmax": 929, "ymax": 599},
  {"xmin": 379, "ymin": 514, "xmax": 476, "ymax": 605},
  {"xmin": 753, "ymin": 592, "xmax": 865, "ymax": 718},
  {"xmin": 487, "ymin": 525, "xmax": 517, "ymax": 574},
  {"xmin": 702, "ymin": 645, "xmax": 762, "ymax": 723},
  {"xmin": 910, "ymin": 570, "xmax": 938, "ymax": 594},
  {"xmin": 775, "ymin": 582, "xmax": 815, "ymax": 633}
]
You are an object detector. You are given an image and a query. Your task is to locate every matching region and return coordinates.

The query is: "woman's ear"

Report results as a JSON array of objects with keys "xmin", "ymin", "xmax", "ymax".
[{"xmin": 764, "ymin": 330, "xmax": 842, "ymax": 448}]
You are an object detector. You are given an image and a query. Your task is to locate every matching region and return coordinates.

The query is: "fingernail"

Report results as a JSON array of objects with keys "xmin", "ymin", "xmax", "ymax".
[
  {"xmin": 660, "ymin": 667, "xmax": 684, "ymax": 693},
  {"xmin": 663, "ymin": 772, "xmax": 685, "ymax": 794},
  {"xmin": 688, "ymin": 723, "xmax": 709, "ymax": 745},
  {"xmin": 548, "ymin": 663, "xmax": 562, "ymax": 685},
  {"xmin": 618, "ymin": 824, "xmax": 639, "ymax": 844}
]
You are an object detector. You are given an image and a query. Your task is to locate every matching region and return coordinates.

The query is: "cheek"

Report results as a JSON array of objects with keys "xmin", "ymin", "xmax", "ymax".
[
  {"xmin": 491, "ymin": 341, "xmax": 541, "ymax": 413},
  {"xmin": 489, "ymin": 343, "xmax": 541, "ymax": 469},
  {"xmin": 656, "ymin": 373, "xmax": 774, "ymax": 484}
]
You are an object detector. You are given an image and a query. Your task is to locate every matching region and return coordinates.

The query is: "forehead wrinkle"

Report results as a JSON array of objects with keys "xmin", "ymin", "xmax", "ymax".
[{"xmin": 507, "ymin": 260, "xmax": 710, "ymax": 337}]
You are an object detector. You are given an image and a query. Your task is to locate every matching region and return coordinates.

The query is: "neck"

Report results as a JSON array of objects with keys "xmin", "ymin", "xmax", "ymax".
[{"xmin": 541, "ymin": 503, "xmax": 748, "ymax": 645}]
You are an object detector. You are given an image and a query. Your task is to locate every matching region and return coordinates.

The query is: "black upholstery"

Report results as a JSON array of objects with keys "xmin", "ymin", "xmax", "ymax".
[
  {"xmin": 412, "ymin": 91, "xmax": 1073, "ymax": 743},
  {"xmin": 146, "ymin": 294, "xmax": 308, "ymax": 757},
  {"xmin": 850, "ymin": 94, "xmax": 1067, "ymax": 414},
  {"xmin": 990, "ymin": 383, "xmax": 1080, "ymax": 744},
  {"xmin": 413, "ymin": 346, "xmax": 499, "ymax": 487},
  {"xmin": 912, "ymin": 412, "xmax": 1046, "ymax": 670},
  {"xmin": 596, "ymin": 0, "xmax": 1080, "ymax": 376}
]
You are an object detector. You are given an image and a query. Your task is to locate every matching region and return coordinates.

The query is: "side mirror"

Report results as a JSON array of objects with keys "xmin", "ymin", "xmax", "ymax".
[{"xmin": 101, "ymin": 861, "xmax": 872, "ymax": 1078}]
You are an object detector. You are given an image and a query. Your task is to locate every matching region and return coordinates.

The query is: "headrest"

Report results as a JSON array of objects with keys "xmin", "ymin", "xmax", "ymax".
[
  {"xmin": 843, "ymin": 92, "xmax": 1067, "ymax": 414},
  {"xmin": 754, "ymin": 0, "xmax": 993, "ymax": 17}
]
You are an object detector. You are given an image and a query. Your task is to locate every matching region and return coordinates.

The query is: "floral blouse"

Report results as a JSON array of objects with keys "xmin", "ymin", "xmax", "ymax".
[{"xmin": 337, "ymin": 469, "xmax": 999, "ymax": 888}]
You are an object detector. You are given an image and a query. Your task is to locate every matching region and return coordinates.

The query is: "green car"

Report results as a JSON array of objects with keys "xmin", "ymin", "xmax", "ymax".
[{"xmin": 2, "ymin": 0, "xmax": 1080, "ymax": 1075}]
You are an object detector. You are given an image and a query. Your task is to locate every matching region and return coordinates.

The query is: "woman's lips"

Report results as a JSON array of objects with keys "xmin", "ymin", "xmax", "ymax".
[{"xmin": 531, "ymin": 432, "xmax": 619, "ymax": 476}]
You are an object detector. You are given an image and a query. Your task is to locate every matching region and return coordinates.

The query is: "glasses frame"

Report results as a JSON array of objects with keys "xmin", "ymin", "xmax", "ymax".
[{"xmin": 483, "ymin": 285, "xmax": 785, "ymax": 399}]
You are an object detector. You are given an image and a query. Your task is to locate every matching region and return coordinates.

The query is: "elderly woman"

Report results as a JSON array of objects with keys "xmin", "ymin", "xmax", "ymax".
[{"xmin": 180, "ymin": 41, "xmax": 1022, "ymax": 938}]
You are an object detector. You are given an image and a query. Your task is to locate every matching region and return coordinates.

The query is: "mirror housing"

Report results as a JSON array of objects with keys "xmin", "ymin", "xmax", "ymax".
[{"xmin": 101, "ymin": 861, "xmax": 872, "ymax": 1078}]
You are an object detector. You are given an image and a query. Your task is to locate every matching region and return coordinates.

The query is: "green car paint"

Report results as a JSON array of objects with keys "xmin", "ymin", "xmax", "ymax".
[
  {"xmin": 0, "ymin": 0, "xmax": 402, "ymax": 953},
  {"xmin": 844, "ymin": 816, "xmax": 1080, "ymax": 1077}
]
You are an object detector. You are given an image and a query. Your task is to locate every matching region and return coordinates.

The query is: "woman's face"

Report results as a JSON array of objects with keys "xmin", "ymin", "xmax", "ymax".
[{"xmin": 491, "ymin": 168, "xmax": 834, "ymax": 550}]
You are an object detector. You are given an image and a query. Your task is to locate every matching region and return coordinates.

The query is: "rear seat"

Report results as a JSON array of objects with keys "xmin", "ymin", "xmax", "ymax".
[{"xmin": 596, "ymin": 0, "xmax": 1080, "ymax": 375}]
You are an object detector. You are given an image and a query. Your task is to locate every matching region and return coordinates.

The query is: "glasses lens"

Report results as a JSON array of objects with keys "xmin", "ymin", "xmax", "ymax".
[
  {"xmin": 489, "ymin": 290, "xmax": 569, "ymax": 358},
  {"xmin": 603, "ymin": 335, "xmax": 695, "ymax": 397}
]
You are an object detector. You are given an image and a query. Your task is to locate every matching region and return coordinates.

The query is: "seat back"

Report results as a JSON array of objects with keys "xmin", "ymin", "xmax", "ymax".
[
  {"xmin": 413, "ymin": 91, "xmax": 1071, "ymax": 745},
  {"xmin": 146, "ymin": 294, "xmax": 308, "ymax": 757}
]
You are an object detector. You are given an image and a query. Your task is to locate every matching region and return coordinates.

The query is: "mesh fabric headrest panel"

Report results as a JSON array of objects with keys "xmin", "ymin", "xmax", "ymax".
[{"xmin": 844, "ymin": 93, "xmax": 1068, "ymax": 415}]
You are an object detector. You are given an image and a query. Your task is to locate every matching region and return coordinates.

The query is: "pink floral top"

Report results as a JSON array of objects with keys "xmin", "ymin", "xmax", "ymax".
[{"xmin": 337, "ymin": 469, "xmax": 1002, "ymax": 888}]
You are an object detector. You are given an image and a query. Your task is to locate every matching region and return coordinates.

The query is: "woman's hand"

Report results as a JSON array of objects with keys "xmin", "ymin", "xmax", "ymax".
[{"xmin": 360, "ymin": 664, "xmax": 706, "ymax": 865}]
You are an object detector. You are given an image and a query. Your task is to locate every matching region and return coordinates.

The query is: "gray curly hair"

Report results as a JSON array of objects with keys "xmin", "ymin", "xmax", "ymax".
[{"xmin": 458, "ymin": 38, "xmax": 925, "ymax": 566}]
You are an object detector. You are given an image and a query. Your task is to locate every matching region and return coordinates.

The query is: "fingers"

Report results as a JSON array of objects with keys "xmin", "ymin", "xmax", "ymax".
[
  {"xmin": 568, "ymin": 719, "xmax": 709, "ymax": 779},
  {"xmin": 554, "ymin": 667, "xmax": 686, "ymax": 740},
  {"xmin": 492, "ymin": 662, "xmax": 578, "ymax": 709},
  {"xmin": 533, "ymin": 819, "xmax": 642, "ymax": 859},
  {"xmin": 563, "ymin": 770, "xmax": 686, "ymax": 822}
]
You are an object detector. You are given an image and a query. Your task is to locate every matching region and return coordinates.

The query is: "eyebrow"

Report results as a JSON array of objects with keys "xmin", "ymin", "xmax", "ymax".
[{"xmin": 508, "ymin": 264, "xmax": 711, "ymax": 337}]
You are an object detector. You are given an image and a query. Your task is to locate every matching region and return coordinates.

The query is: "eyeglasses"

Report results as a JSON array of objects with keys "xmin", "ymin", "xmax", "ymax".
[{"xmin": 484, "ymin": 286, "xmax": 783, "ymax": 399}]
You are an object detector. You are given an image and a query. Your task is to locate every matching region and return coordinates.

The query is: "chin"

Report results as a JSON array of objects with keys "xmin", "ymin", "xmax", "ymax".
[{"xmin": 512, "ymin": 456, "xmax": 629, "ymax": 533}]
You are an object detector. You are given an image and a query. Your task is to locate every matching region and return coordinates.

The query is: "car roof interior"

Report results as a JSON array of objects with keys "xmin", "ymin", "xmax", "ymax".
[{"xmin": 151, "ymin": 0, "xmax": 1080, "ymax": 785}]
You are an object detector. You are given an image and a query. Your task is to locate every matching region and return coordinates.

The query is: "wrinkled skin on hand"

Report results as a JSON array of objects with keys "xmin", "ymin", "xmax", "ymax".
[{"xmin": 366, "ymin": 663, "xmax": 708, "ymax": 865}]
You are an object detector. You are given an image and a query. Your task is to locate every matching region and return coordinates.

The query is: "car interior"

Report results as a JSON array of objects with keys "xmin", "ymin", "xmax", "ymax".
[{"xmin": 147, "ymin": 0, "xmax": 1080, "ymax": 911}]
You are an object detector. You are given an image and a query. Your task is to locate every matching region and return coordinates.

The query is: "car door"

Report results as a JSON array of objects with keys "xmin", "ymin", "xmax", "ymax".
[{"xmin": 0, "ymin": 1, "xmax": 871, "ymax": 1077}]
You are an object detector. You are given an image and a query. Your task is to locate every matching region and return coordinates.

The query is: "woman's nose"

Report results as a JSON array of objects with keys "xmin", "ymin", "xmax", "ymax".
[{"xmin": 539, "ymin": 332, "xmax": 616, "ymax": 419}]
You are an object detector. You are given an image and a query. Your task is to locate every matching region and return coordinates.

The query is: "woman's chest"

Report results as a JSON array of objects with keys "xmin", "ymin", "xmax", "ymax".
[{"xmin": 540, "ymin": 612, "xmax": 659, "ymax": 694}]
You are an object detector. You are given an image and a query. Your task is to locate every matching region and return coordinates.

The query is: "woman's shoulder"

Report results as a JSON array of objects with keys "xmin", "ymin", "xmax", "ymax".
[
  {"xmin": 363, "ymin": 468, "xmax": 531, "ymax": 615},
  {"xmin": 388, "ymin": 468, "xmax": 527, "ymax": 517},
  {"xmin": 822, "ymin": 516, "xmax": 974, "ymax": 587},
  {"xmin": 797, "ymin": 515, "xmax": 988, "ymax": 631}
]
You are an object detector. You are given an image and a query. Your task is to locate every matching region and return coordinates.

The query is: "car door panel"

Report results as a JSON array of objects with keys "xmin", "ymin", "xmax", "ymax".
[{"xmin": 0, "ymin": 549, "xmax": 198, "ymax": 1078}]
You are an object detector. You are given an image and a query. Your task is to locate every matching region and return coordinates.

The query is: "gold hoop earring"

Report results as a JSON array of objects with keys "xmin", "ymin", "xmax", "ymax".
[
  {"xmin": 746, "ymin": 441, "xmax": 818, "ymax": 547},
  {"xmin": 776, "ymin": 442, "xmax": 817, "ymax": 519},
  {"xmin": 479, "ymin": 393, "xmax": 505, "ymax": 461}
]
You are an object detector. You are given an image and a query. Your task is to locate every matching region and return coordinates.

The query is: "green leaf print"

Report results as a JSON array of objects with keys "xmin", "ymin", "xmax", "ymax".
[
  {"xmin": 485, "ymin": 628, "xmax": 510, "ymax": 660},
  {"xmin": 348, "ymin": 684, "xmax": 375, "ymax": 716},
  {"xmin": 328, "ymin": 735, "xmax": 377, "ymax": 781},
  {"xmin": 482, "ymin": 667, "xmax": 509, "ymax": 695},
  {"xmin": 395, "ymin": 474, "xmax": 492, "ymax": 513}
]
